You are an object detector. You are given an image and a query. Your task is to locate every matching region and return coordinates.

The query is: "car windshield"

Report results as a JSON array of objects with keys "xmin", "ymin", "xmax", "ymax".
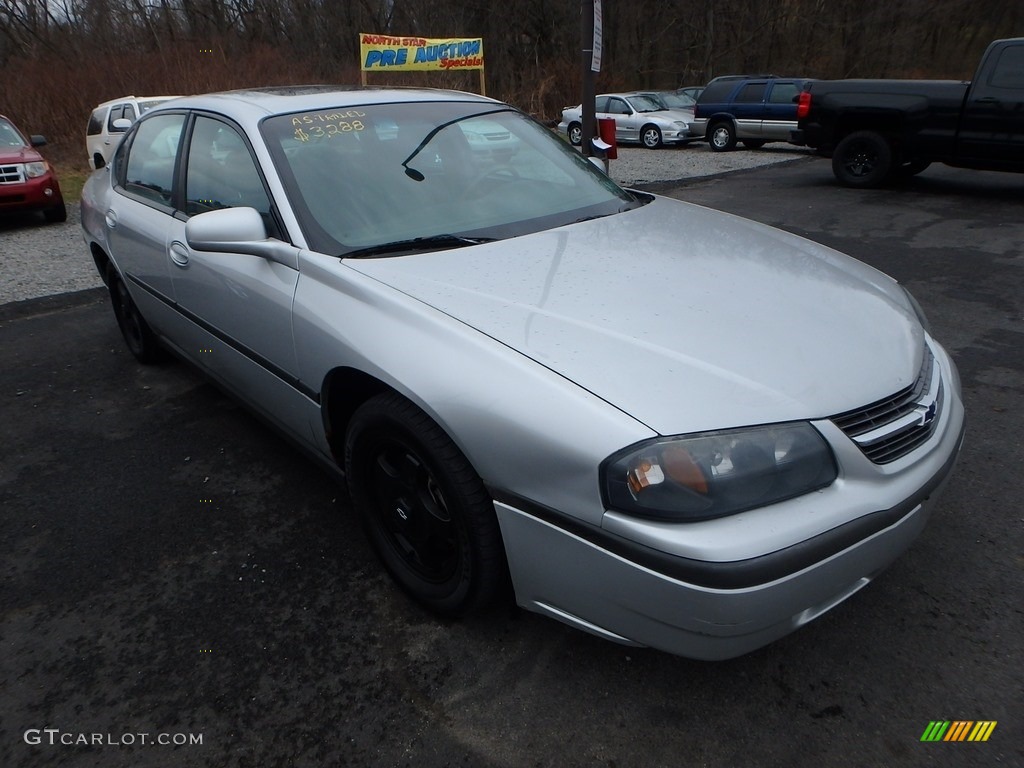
[
  {"xmin": 656, "ymin": 92, "xmax": 695, "ymax": 109},
  {"xmin": 628, "ymin": 94, "xmax": 663, "ymax": 112},
  {"xmin": 0, "ymin": 118, "xmax": 27, "ymax": 148},
  {"xmin": 262, "ymin": 101, "xmax": 642, "ymax": 257}
]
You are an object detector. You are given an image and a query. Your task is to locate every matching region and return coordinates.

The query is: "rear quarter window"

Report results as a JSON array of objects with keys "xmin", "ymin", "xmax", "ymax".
[
  {"xmin": 87, "ymin": 108, "xmax": 104, "ymax": 136},
  {"xmin": 697, "ymin": 80, "xmax": 736, "ymax": 104},
  {"xmin": 768, "ymin": 82, "xmax": 800, "ymax": 104}
]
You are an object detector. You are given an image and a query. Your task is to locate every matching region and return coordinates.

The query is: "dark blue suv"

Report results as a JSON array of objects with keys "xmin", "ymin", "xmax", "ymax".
[{"xmin": 691, "ymin": 76, "xmax": 813, "ymax": 151}]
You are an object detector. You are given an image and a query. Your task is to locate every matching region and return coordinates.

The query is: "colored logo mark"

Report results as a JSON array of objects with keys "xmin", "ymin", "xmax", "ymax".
[{"xmin": 920, "ymin": 721, "xmax": 997, "ymax": 742}]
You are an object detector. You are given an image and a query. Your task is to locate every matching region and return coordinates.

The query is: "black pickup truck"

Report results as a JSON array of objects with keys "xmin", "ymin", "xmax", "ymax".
[{"xmin": 791, "ymin": 38, "xmax": 1024, "ymax": 187}]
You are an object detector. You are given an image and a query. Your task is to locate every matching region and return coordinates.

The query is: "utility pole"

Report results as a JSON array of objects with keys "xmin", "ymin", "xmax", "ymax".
[{"xmin": 580, "ymin": 0, "xmax": 597, "ymax": 156}]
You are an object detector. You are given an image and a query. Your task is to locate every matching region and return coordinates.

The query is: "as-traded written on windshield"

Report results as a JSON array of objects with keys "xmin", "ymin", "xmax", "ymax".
[{"xmin": 291, "ymin": 111, "xmax": 366, "ymax": 142}]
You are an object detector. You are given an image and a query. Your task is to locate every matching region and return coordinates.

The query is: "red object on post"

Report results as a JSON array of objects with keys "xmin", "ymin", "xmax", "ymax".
[{"xmin": 597, "ymin": 117, "xmax": 617, "ymax": 159}]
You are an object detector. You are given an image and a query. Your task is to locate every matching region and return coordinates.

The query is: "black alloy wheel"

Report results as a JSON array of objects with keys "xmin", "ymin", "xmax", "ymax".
[
  {"xmin": 832, "ymin": 130, "xmax": 893, "ymax": 188},
  {"xmin": 109, "ymin": 272, "xmax": 162, "ymax": 363},
  {"xmin": 345, "ymin": 392, "xmax": 506, "ymax": 617}
]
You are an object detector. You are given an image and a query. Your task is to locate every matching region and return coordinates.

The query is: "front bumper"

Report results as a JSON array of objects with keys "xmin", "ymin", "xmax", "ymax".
[
  {"xmin": 494, "ymin": 346, "xmax": 965, "ymax": 660},
  {"xmin": 0, "ymin": 171, "xmax": 64, "ymax": 214},
  {"xmin": 661, "ymin": 129, "xmax": 696, "ymax": 145}
]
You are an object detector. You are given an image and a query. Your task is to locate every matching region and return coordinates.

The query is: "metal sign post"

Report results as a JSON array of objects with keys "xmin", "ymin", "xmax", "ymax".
[{"xmin": 580, "ymin": 0, "xmax": 600, "ymax": 156}]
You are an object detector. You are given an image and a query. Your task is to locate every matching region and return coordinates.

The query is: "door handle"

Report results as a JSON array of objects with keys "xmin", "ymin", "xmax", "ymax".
[{"xmin": 169, "ymin": 241, "xmax": 190, "ymax": 268}]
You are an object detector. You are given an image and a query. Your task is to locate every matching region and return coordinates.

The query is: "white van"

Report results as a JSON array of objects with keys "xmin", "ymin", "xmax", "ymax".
[{"xmin": 86, "ymin": 96, "xmax": 180, "ymax": 170}]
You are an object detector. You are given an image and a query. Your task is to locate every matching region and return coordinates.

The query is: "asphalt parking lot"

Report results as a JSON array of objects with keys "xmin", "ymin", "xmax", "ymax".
[{"xmin": 2, "ymin": 157, "xmax": 1021, "ymax": 768}]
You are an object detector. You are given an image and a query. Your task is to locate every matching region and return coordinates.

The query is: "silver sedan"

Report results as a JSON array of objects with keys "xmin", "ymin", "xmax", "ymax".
[
  {"xmin": 558, "ymin": 92, "xmax": 695, "ymax": 148},
  {"xmin": 81, "ymin": 87, "xmax": 964, "ymax": 660}
]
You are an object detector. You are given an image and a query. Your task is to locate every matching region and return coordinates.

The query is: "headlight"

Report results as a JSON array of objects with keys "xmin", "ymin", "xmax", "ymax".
[
  {"xmin": 25, "ymin": 161, "xmax": 49, "ymax": 178},
  {"xmin": 673, "ymin": 121, "xmax": 687, "ymax": 129},
  {"xmin": 602, "ymin": 422, "xmax": 837, "ymax": 521},
  {"xmin": 900, "ymin": 285, "xmax": 931, "ymax": 334}
]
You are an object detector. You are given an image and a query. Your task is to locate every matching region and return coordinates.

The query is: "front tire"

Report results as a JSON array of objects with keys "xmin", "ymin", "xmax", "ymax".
[
  {"xmin": 109, "ymin": 272, "xmax": 162, "ymax": 363},
  {"xmin": 567, "ymin": 122, "xmax": 582, "ymax": 146},
  {"xmin": 832, "ymin": 130, "xmax": 893, "ymax": 188},
  {"xmin": 44, "ymin": 202, "xmax": 67, "ymax": 223},
  {"xmin": 709, "ymin": 121, "xmax": 736, "ymax": 152},
  {"xmin": 345, "ymin": 392, "xmax": 506, "ymax": 618},
  {"xmin": 641, "ymin": 125, "xmax": 663, "ymax": 149}
]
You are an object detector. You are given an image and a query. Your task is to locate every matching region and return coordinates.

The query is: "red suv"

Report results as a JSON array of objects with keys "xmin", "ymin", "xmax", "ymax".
[{"xmin": 0, "ymin": 114, "xmax": 66, "ymax": 223}]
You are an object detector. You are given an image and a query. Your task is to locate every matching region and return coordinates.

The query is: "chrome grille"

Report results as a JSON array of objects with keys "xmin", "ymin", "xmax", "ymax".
[
  {"xmin": 0, "ymin": 163, "xmax": 25, "ymax": 184},
  {"xmin": 831, "ymin": 345, "xmax": 942, "ymax": 464}
]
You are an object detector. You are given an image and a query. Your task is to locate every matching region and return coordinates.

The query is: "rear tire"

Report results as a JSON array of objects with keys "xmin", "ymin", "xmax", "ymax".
[
  {"xmin": 567, "ymin": 122, "xmax": 582, "ymax": 146},
  {"xmin": 832, "ymin": 130, "xmax": 893, "ymax": 188},
  {"xmin": 345, "ymin": 392, "xmax": 507, "ymax": 618},
  {"xmin": 709, "ymin": 121, "xmax": 736, "ymax": 152},
  {"xmin": 109, "ymin": 271, "xmax": 163, "ymax": 364}
]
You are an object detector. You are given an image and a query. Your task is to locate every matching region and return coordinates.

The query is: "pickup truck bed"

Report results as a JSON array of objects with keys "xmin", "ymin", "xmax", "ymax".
[{"xmin": 791, "ymin": 39, "xmax": 1024, "ymax": 187}]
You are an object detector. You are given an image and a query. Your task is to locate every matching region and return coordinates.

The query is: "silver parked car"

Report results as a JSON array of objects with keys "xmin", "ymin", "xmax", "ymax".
[
  {"xmin": 558, "ymin": 92, "xmax": 696, "ymax": 149},
  {"xmin": 81, "ymin": 87, "xmax": 964, "ymax": 660}
]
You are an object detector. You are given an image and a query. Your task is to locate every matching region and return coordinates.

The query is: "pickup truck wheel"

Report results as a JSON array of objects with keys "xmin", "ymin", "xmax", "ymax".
[
  {"xmin": 832, "ymin": 131, "xmax": 893, "ymax": 188},
  {"xmin": 567, "ymin": 122, "xmax": 582, "ymax": 146},
  {"xmin": 708, "ymin": 122, "xmax": 736, "ymax": 152},
  {"xmin": 345, "ymin": 392, "xmax": 507, "ymax": 618}
]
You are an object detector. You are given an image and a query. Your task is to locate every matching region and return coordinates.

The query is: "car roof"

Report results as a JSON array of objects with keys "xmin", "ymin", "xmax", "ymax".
[
  {"xmin": 94, "ymin": 95, "xmax": 181, "ymax": 109},
  {"xmin": 146, "ymin": 85, "xmax": 500, "ymax": 123}
]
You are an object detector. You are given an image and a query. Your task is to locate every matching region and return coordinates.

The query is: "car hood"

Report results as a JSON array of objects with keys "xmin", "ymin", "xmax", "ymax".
[
  {"xmin": 652, "ymin": 108, "xmax": 694, "ymax": 123},
  {"xmin": 346, "ymin": 197, "xmax": 924, "ymax": 435},
  {"xmin": 0, "ymin": 146, "xmax": 43, "ymax": 164}
]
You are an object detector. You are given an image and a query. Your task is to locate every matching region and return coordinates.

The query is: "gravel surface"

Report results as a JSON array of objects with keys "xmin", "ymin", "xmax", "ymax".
[{"xmin": 0, "ymin": 143, "xmax": 810, "ymax": 306}]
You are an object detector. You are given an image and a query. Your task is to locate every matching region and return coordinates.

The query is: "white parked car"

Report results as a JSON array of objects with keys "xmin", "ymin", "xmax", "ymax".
[
  {"xmin": 80, "ymin": 86, "xmax": 964, "ymax": 660},
  {"xmin": 86, "ymin": 95, "xmax": 180, "ymax": 170},
  {"xmin": 558, "ymin": 92, "xmax": 697, "ymax": 149}
]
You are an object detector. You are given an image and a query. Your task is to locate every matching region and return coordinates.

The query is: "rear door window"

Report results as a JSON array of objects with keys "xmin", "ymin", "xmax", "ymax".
[
  {"xmin": 107, "ymin": 105, "xmax": 129, "ymax": 132},
  {"xmin": 122, "ymin": 113, "xmax": 186, "ymax": 207},
  {"xmin": 989, "ymin": 45, "xmax": 1024, "ymax": 89},
  {"xmin": 736, "ymin": 83, "xmax": 767, "ymax": 103}
]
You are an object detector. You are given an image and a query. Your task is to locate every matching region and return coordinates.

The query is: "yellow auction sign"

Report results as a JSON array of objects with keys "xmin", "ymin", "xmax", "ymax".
[{"xmin": 359, "ymin": 33, "xmax": 486, "ymax": 94}]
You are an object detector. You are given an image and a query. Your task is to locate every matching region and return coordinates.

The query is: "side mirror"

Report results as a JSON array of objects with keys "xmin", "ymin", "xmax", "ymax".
[
  {"xmin": 112, "ymin": 118, "xmax": 132, "ymax": 131},
  {"xmin": 185, "ymin": 207, "xmax": 296, "ymax": 267},
  {"xmin": 30, "ymin": 135, "xmax": 47, "ymax": 147}
]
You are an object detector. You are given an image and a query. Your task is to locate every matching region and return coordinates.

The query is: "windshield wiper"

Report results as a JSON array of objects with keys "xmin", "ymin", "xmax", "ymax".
[{"xmin": 342, "ymin": 234, "xmax": 495, "ymax": 259}]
